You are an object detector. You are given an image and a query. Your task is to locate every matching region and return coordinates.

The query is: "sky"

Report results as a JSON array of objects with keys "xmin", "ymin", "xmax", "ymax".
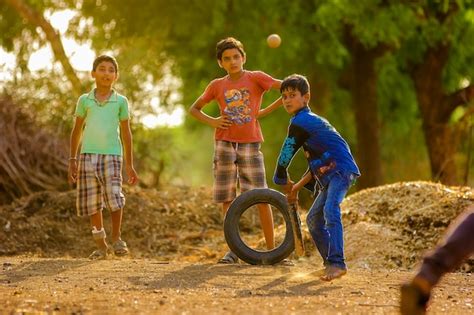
[{"xmin": 1, "ymin": 9, "xmax": 184, "ymax": 128}]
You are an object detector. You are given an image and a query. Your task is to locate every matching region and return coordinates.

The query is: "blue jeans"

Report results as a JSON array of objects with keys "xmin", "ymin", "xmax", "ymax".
[{"xmin": 306, "ymin": 171, "xmax": 355, "ymax": 269}]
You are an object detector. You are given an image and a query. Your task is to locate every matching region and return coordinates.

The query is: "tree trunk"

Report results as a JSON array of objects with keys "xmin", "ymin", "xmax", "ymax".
[
  {"xmin": 307, "ymin": 72, "xmax": 332, "ymax": 116},
  {"xmin": 346, "ymin": 35, "xmax": 384, "ymax": 189},
  {"xmin": 5, "ymin": 0, "xmax": 83, "ymax": 96},
  {"xmin": 411, "ymin": 44, "xmax": 459, "ymax": 184}
]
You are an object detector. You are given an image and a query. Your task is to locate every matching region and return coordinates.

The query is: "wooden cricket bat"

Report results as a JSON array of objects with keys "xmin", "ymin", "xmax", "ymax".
[{"xmin": 289, "ymin": 202, "xmax": 305, "ymax": 257}]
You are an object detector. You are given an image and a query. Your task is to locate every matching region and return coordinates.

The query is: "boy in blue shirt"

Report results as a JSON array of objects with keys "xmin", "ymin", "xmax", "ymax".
[{"xmin": 273, "ymin": 74, "xmax": 360, "ymax": 280}]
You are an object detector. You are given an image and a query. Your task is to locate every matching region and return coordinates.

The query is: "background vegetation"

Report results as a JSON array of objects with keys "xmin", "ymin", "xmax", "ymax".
[{"xmin": 1, "ymin": 0, "xmax": 473, "ymax": 204}]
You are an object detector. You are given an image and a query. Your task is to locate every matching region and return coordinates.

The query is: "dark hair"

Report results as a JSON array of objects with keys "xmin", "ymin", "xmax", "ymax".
[
  {"xmin": 216, "ymin": 37, "xmax": 246, "ymax": 60},
  {"xmin": 280, "ymin": 74, "xmax": 310, "ymax": 95},
  {"xmin": 92, "ymin": 55, "xmax": 118, "ymax": 72}
]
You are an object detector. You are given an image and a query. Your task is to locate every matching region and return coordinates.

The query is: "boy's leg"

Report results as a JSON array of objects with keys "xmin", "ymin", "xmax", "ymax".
[
  {"xmin": 416, "ymin": 207, "xmax": 474, "ymax": 286},
  {"xmin": 217, "ymin": 201, "xmax": 239, "ymax": 264},
  {"xmin": 222, "ymin": 201, "xmax": 232, "ymax": 216},
  {"xmin": 110, "ymin": 208, "xmax": 129, "ymax": 256},
  {"xmin": 401, "ymin": 206, "xmax": 474, "ymax": 314},
  {"xmin": 320, "ymin": 172, "xmax": 350, "ymax": 281},
  {"xmin": 111, "ymin": 208, "xmax": 123, "ymax": 243},
  {"xmin": 306, "ymin": 189, "xmax": 329, "ymax": 264},
  {"xmin": 257, "ymin": 203, "xmax": 275, "ymax": 249},
  {"xmin": 77, "ymin": 154, "xmax": 109, "ymax": 259},
  {"xmin": 90, "ymin": 211, "xmax": 108, "ymax": 250},
  {"xmin": 213, "ymin": 141, "xmax": 238, "ymax": 263},
  {"xmin": 101, "ymin": 154, "xmax": 128, "ymax": 255},
  {"xmin": 236, "ymin": 143, "xmax": 275, "ymax": 249}
]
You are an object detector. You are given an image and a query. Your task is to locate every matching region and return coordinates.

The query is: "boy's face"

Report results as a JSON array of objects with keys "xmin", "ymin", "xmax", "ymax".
[
  {"xmin": 91, "ymin": 61, "xmax": 118, "ymax": 87},
  {"xmin": 281, "ymin": 88, "xmax": 309, "ymax": 115},
  {"xmin": 218, "ymin": 48, "xmax": 245, "ymax": 75}
]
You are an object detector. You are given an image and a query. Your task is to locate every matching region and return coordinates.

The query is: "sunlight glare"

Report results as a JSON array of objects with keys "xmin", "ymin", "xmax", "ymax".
[
  {"xmin": 64, "ymin": 39, "xmax": 95, "ymax": 71},
  {"xmin": 46, "ymin": 9, "xmax": 76, "ymax": 35},
  {"xmin": 0, "ymin": 48, "xmax": 16, "ymax": 81},
  {"xmin": 142, "ymin": 106, "xmax": 185, "ymax": 128},
  {"xmin": 290, "ymin": 272, "xmax": 311, "ymax": 279},
  {"xmin": 28, "ymin": 47, "xmax": 54, "ymax": 71},
  {"xmin": 27, "ymin": 10, "xmax": 94, "ymax": 72}
]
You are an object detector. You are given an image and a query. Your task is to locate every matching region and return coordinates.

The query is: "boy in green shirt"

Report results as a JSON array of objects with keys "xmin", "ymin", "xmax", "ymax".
[{"xmin": 68, "ymin": 55, "xmax": 138, "ymax": 259}]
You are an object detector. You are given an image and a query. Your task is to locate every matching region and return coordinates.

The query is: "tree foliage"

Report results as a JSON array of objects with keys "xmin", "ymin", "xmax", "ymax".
[{"xmin": 1, "ymin": 0, "xmax": 473, "ymax": 195}]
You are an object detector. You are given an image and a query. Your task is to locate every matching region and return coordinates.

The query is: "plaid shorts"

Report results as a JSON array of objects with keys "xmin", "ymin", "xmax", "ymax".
[
  {"xmin": 76, "ymin": 153, "xmax": 125, "ymax": 217},
  {"xmin": 213, "ymin": 140, "xmax": 267, "ymax": 203}
]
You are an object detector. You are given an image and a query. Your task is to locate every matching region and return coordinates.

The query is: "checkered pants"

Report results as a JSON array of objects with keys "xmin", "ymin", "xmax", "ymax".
[
  {"xmin": 76, "ymin": 153, "xmax": 125, "ymax": 216},
  {"xmin": 213, "ymin": 140, "xmax": 267, "ymax": 203}
]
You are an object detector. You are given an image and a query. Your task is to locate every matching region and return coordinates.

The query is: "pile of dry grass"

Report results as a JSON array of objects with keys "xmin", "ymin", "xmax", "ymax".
[
  {"xmin": 0, "ymin": 182, "xmax": 472, "ymax": 270},
  {"xmin": 0, "ymin": 96, "xmax": 69, "ymax": 204},
  {"xmin": 342, "ymin": 181, "xmax": 473, "ymax": 269}
]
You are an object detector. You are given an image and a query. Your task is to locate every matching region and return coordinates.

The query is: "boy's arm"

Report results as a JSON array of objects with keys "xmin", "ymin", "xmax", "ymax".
[
  {"xmin": 68, "ymin": 116, "xmax": 85, "ymax": 184},
  {"xmin": 294, "ymin": 171, "xmax": 313, "ymax": 192},
  {"xmin": 120, "ymin": 119, "xmax": 139, "ymax": 185},
  {"xmin": 271, "ymin": 80, "xmax": 282, "ymax": 90},
  {"xmin": 273, "ymin": 123, "xmax": 310, "ymax": 186},
  {"xmin": 257, "ymin": 79, "xmax": 283, "ymax": 118},
  {"xmin": 189, "ymin": 97, "xmax": 232, "ymax": 129},
  {"xmin": 287, "ymin": 171, "xmax": 313, "ymax": 203},
  {"xmin": 258, "ymin": 97, "xmax": 282, "ymax": 119}
]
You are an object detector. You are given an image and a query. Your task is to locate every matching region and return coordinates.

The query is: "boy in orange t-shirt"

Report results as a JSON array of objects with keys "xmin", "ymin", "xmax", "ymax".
[{"xmin": 189, "ymin": 37, "xmax": 282, "ymax": 263}]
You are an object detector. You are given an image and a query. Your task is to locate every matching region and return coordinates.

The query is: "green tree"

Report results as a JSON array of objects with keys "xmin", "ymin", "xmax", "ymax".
[
  {"xmin": 3, "ymin": 0, "xmax": 83, "ymax": 94},
  {"xmin": 400, "ymin": 1, "xmax": 474, "ymax": 184},
  {"xmin": 3, "ymin": 0, "xmax": 473, "ymax": 191}
]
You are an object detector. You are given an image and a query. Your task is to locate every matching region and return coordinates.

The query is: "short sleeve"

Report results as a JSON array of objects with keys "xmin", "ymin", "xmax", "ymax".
[
  {"xmin": 75, "ymin": 95, "xmax": 87, "ymax": 118},
  {"xmin": 199, "ymin": 80, "xmax": 217, "ymax": 103},
  {"xmin": 251, "ymin": 71, "xmax": 277, "ymax": 91},
  {"xmin": 119, "ymin": 96, "xmax": 130, "ymax": 121}
]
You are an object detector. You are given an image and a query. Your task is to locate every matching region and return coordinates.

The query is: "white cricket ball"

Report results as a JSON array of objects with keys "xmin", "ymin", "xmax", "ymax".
[{"xmin": 267, "ymin": 34, "xmax": 281, "ymax": 48}]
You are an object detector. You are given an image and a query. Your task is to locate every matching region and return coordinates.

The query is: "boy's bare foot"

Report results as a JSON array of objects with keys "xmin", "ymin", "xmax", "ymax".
[
  {"xmin": 320, "ymin": 265, "xmax": 347, "ymax": 281},
  {"xmin": 400, "ymin": 277, "xmax": 432, "ymax": 315},
  {"xmin": 312, "ymin": 268, "xmax": 327, "ymax": 277}
]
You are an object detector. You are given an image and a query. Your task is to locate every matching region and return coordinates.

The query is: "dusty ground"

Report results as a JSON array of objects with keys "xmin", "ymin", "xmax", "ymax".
[
  {"xmin": 0, "ymin": 182, "xmax": 473, "ymax": 314},
  {"xmin": 1, "ymin": 257, "xmax": 473, "ymax": 315}
]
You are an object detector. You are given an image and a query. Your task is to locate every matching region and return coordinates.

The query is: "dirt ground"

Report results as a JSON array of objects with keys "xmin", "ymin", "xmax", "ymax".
[
  {"xmin": 1, "ymin": 257, "xmax": 473, "ymax": 315},
  {"xmin": 0, "ymin": 181, "xmax": 473, "ymax": 314}
]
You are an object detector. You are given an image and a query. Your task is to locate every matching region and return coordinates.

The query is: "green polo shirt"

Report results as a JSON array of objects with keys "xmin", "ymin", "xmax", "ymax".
[{"xmin": 75, "ymin": 89, "xmax": 130, "ymax": 155}]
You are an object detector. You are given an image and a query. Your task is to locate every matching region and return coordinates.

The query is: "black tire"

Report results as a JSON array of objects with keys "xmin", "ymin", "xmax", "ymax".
[{"xmin": 223, "ymin": 188, "xmax": 295, "ymax": 265}]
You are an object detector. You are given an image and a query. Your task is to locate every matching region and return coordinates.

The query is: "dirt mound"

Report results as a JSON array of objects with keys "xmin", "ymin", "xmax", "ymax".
[
  {"xmin": 342, "ymin": 181, "xmax": 473, "ymax": 270},
  {"xmin": 0, "ymin": 181, "xmax": 472, "ymax": 270},
  {"xmin": 0, "ymin": 186, "xmax": 224, "ymax": 261}
]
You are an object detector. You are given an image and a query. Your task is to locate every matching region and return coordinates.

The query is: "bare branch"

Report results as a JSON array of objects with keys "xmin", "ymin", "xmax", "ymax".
[
  {"xmin": 4, "ymin": 0, "xmax": 83, "ymax": 96},
  {"xmin": 445, "ymin": 84, "xmax": 474, "ymax": 114}
]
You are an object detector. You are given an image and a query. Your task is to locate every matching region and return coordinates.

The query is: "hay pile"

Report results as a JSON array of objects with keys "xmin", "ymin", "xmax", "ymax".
[
  {"xmin": 0, "ymin": 186, "xmax": 225, "ymax": 261},
  {"xmin": 0, "ymin": 181, "xmax": 472, "ymax": 270},
  {"xmin": 0, "ymin": 97, "xmax": 69, "ymax": 204},
  {"xmin": 341, "ymin": 181, "xmax": 473, "ymax": 270}
]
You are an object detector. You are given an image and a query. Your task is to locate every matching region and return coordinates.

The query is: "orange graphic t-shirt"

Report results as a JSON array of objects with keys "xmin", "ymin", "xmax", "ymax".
[{"xmin": 200, "ymin": 70, "xmax": 278, "ymax": 143}]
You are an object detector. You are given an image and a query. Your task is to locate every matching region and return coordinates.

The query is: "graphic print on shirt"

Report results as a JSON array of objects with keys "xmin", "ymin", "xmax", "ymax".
[
  {"xmin": 278, "ymin": 136, "xmax": 297, "ymax": 166},
  {"xmin": 223, "ymin": 88, "xmax": 252, "ymax": 125}
]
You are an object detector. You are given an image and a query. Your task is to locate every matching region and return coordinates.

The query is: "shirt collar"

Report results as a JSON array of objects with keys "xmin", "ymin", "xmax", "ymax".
[
  {"xmin": 86, "ymin": 88, "xmax": 118, "ymax": 103},
  {"xmin": 294, "ymin": 106, "xmax": 310, "ymax": 116}
]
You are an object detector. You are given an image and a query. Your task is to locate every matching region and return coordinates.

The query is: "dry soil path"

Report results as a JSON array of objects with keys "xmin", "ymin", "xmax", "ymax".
[{"xmin": 0, "ymin": 257, "xmax": 473, "ymax": 314}]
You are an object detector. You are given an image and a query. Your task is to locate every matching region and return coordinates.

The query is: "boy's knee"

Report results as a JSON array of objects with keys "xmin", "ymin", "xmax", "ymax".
[
  {"xmin": 92, "ymin": 226, "xmax": 106, "ymax": 240},
  {"xmin": 323, "ymin": 203, "xmax": 341, "ymax": 219},
  {"xmin": 306, "ymin": 212, "xmax": 323, "ymax": 232},
  {"xmin": 324, "ymin": 215, "xmax": 342, "ymax": 229}
]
